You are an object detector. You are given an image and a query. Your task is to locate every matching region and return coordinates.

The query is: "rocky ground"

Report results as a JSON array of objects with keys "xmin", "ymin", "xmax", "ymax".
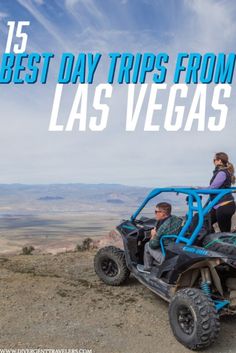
[{"xmin": 0, "ymin": 250, "xmax": 236, "ymax": 353}]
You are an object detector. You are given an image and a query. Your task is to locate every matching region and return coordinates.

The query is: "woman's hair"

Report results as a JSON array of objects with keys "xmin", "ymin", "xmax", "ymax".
[{"xmin": 215, "ymin": 152, "xmax": 235, "ymax": 184}]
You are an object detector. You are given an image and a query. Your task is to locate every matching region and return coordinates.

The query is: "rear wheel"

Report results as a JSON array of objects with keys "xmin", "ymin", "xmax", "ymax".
[
  {"xmin": 169, "ymin": 288, "xmax": 220, "ymax": 350},
  {"xmin": 94, "ymin": 246, "xmax": 130, "ymax": 286},
  {"xmin": 203, "ymin": 232, "xmax": 236, "ymax": 256}
]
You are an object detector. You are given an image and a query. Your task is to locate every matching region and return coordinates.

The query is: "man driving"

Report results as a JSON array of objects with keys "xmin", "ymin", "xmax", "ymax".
[{"xmin": 137, "ymin": 202, "xmax": 182, "ymax": 273}]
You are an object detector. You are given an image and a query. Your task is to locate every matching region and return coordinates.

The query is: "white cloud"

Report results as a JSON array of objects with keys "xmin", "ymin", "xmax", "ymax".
[
  {"xmin": 1, "ymin": 0, "xmax": 236, "ymax": 185},
  {"xmin": 17, "ymin": 0, "xmax": 69, "ymax": 50},
  {"xmin": 0, "ymin": 11, "xmax": 8, "ymax": 19},
  {"xmin": 33, "ymin": 0, "xmax": 44, "ymax": 5},
  {"xmin": 182, "ymin": 0, "xmax": 236, "ymax": 51},
  {"xmin": 64, "ymin": 0, "xmax": 105, "ymax": 23}
]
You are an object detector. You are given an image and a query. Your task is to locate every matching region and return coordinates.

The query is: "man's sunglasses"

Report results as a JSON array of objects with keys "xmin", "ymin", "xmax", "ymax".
[{"xmin": 155, "ymin": 210, "xmax": 163, "ymax": 214}]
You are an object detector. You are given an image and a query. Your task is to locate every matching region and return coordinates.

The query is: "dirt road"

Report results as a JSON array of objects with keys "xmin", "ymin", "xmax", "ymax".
[{"xmin": 0, "ymin": 251, "xmax": 236, "ymax": 353}]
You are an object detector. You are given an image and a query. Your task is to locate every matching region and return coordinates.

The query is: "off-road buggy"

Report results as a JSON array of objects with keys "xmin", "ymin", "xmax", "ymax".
[{"xmin": 94, "ymin": 187, "xmax": 236, "ymax": 350}]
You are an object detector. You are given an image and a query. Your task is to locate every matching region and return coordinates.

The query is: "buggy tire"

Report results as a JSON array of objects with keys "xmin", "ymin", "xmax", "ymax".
[
  {"xmin": 203, "ymin": 232, "xmax": 236, "ymax": 256},
  {"xmin": 169, "ymin": 288, "xmax": 220, "ymax": 350},
  {"xmin": 94, "ymin": 246, "xmax": 130, "ymax": 286}
]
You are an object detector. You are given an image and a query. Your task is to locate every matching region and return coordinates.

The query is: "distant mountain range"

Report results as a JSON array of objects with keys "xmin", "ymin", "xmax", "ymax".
[
  {"xmin": 0, "ymin": 183, "xmax": 187, "ymax": 216},
  {"xmin": 0, "ymin": 183, "xmax": 225, "ymax": 254}
]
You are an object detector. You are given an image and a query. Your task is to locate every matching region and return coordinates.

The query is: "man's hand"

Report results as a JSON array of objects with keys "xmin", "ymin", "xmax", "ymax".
[{"xmin": 150, "ymin": 228, "xmax": 156, "ymax": 239}]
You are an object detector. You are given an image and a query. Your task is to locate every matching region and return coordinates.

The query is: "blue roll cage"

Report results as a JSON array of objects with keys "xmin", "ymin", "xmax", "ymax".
[{"xmin": 131, "ymin": 187, "xmax": 236, "ymax": 247}]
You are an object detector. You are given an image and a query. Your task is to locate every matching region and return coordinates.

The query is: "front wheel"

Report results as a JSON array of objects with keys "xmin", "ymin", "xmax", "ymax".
[
  {"xmin": 169, "ymin": 288, "xmax": 220, "ymax": 350},
  {"xmin": 94, "ymin": 246, "xmax": 130, "ymax": 286}
]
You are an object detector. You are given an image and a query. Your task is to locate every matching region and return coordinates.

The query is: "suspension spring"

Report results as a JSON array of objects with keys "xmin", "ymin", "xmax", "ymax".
[{"xmin": 201, "ymin": 281, "xmax": 211, "ymax": 296}]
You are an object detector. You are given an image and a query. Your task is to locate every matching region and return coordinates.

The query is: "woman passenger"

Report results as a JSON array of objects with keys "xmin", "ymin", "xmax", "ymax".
[{"xmin": 209, "ymin": 152, "xmax": 236, "ymax": 232}]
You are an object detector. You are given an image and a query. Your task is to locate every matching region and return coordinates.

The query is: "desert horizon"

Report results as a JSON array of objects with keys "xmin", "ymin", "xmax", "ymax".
[
  {"xmin": 0, "ymin": 183, "xmax": 150, "ymax": 254},
  {"xmin": 0, "ymin": 183, "xmax": 234, "ymax": 254}
]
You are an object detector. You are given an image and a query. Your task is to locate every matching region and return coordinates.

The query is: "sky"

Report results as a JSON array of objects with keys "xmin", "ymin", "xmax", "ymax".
[{"xmin": 0, "ymin": 0, "xmax": 236, "ymax": 187}]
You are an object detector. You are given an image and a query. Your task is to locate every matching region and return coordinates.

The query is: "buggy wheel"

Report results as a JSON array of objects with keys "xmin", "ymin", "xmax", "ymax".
[
  {"xmin": 169, "ymin": 288, "xmax": 220, "ymax": 350},
  {"xmin": 94, "ymin": 246, "xmax": 130, "ymax": 286},
  {"xmin": 203, "ymin": 232, "xmax": 236, "ymax": 256}
]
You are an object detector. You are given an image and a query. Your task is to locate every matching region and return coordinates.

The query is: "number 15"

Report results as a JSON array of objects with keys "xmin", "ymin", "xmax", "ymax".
[{"xmin": 5, "ymin": 21, "xmax": 30, "ymax": 53}]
